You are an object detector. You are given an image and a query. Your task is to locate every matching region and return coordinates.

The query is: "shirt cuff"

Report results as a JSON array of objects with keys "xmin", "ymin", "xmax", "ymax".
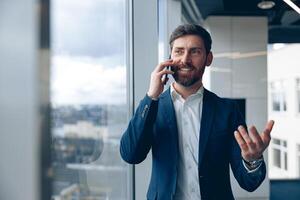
[{"xmin": 146, "ymin": 93, "xmax": 158, "ymax": 101}]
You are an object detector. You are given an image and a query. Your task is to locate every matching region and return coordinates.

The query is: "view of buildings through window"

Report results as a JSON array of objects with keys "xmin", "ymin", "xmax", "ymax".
[
  {"xmin": 268, "ymin": 43, "xmax": 300, "ymax": 179},
  {"xmin": 50, "ymin": 0, "xmax": 129, "ymax": 199}
]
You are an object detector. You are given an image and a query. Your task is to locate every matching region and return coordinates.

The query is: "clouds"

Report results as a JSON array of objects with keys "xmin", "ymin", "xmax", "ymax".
[
  {"xmin": 50, "ymin": 0, "xmax": 128, "ymax": 105},
  {"xmin": 51, "ymin": 0, "xmax": 126, "ymax": 58},
  {"xmin": 51, "ymin": 55, "xmax": 126, "ymax": 105}
]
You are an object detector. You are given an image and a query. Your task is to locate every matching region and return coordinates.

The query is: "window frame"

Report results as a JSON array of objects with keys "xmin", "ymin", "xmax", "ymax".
[
  {"xmin": 272, "ymin": 138, "xmax": 288, "ymax": 171},
  {"xmin": 270, "ymin": 80, "xmax": 288, "ymax": 113}
]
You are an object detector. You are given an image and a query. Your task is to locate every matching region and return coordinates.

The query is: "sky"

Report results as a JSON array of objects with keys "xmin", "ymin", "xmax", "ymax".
[
  {"xmin": 51, "ymin": 55, "xmax": 126, "ymax": 105},
  {"xmin": 50, "ymin": 0, "xmax": 127, "ymax": 105}
]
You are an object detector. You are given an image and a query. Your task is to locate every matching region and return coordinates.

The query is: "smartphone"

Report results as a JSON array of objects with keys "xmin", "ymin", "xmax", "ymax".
[{"xmin": 164, "ymin": 55, "xmax": 172, "ymax": 85}]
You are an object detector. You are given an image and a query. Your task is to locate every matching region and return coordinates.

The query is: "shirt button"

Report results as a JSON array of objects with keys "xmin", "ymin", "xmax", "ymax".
[{"xmin": 191, "ymin": 188, "xmax": 195, "ymax": 193}]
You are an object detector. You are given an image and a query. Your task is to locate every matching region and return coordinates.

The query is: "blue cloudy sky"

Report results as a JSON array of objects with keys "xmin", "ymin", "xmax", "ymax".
[{"xmin": 50, "ymin": 0, "xmax": 127, "ymax": 105}]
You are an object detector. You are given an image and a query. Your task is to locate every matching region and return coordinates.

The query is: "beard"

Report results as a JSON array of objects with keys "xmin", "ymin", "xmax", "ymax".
[{"xmin": 172, "ymin": 63, "xmax": 205, "ymax": 87}]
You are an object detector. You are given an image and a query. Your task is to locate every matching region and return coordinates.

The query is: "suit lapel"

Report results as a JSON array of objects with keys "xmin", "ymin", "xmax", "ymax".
[
  {"xmin": 160, "ymin": 88, "xmax": 180, "ymax": 195},
  {"xmin": 198, "ymin": 89, "xmax": 215, "ymax": 167},
  {"xmin": 160, "ymin": 88, "xmax": 179, "ymax": 159},
  {"xmin": 160, "ymin": 88, "xmax": 178, "ymax": 136}
]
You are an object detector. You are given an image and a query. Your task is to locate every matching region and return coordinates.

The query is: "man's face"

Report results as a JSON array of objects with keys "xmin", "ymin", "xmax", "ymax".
[{"xmin": 171, "ymin": 34, "xmax": 212, "ymax": 87}]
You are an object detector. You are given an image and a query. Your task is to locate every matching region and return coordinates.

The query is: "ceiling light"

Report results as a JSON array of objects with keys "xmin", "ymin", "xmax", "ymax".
[
  {"xmin": 283, "ymin": 0, "xmax": 300, "ymax": 14},
  {"xmin": 257, "ymin": 0, "xmax": 276, "ymax": 9}
]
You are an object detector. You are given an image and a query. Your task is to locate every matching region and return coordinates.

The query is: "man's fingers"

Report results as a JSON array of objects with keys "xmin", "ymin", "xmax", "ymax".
[
  {"xmin": 154, "ymin": 61, "xmax": 171, "ymax": 73},
  {"xmin": 157, "ymin": 69, "xmax": 174, "ymax": 77},
  {"xmin": 154, "ymin": 59, "xmax": 182, "ymax": 73},
  {"xmin": 261, "ymin": 120, "xmax": 274, "ymax": 145},
  {"xmin": 237, "ymin": 125, "xmax": 257, "ymax": 150},
  {"xmin": 234, "ymin": 131, "xmax": 248, "ymax": 151},
  {"xmin": 264, "ymin": 120, "xmax": 275, "ymax": 134},
  {"xmin": 154, "ymin": 60, "xmax": 174, "ymax": 72},
  {"xmin": 249, "ymin": 126, "xmax": 264, "ymax": 148},
  {"xmin": 238, "ymin": 126, "xmax": 252, "ymax": 143}
]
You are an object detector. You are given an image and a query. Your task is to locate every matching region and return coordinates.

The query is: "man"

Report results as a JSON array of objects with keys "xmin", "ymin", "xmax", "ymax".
[{"xmin": 120, "ymin": 24, "xmax": 274, "ymax": 200}]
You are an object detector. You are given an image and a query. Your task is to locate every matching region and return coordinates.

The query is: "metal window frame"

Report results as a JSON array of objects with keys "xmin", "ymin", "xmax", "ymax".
[
  {"xmin": 126, "ymin": 0, "xmax": 135, "ymax": 199},
  {"xmin": 272, "ymin": 139, "xmax": 288, "ymax": 170}
]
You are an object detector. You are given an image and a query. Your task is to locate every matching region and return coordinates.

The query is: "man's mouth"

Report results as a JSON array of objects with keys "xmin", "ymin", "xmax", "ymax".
[{"xmin": 179, "ymin": 67, "xmax": 193, "ymax": 72}]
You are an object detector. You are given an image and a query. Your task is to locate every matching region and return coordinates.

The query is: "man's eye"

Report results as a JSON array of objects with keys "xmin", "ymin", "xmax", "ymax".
[{"xmin": 191, "ymin": 49, "xmax": 201, "ymax": 54}]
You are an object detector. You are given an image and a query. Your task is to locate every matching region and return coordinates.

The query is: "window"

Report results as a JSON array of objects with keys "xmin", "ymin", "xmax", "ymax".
[
  {"xmin": 50, "ymin": 0, "xmax": 130, "ymax": 199},
  {"xmin": 272, "ymin": 138, "xmax": 288, "ymax": 171},
  {"xmin": 270, "ymin": 81, "xmax": 287, "ymax": 112}
]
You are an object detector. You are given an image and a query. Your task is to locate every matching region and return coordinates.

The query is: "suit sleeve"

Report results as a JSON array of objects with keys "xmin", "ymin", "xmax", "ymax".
[
  {"xmin": 229, "ymin": 101, "xmax": 266, "ymax": 192},
  {"xmin": 120, "ymin": 94, "xmax": 158, "ymax": 164}
]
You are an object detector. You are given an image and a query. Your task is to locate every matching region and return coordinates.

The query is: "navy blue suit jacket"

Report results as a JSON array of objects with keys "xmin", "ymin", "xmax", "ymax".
[{"xmin": 120, "ymin": 88, "xmax": 266, "ymax": 200}]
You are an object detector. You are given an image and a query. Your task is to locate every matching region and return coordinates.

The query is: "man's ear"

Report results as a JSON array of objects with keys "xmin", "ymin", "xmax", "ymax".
[{"xmin": 205, "ymin": 51, "xmax": 213, "ymax": 66}]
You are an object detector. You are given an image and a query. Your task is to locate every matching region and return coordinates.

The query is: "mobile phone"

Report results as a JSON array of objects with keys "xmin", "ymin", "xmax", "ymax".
[{"xmin": 163, "ymin": 55, "xmax": 172, "ymax": 85}]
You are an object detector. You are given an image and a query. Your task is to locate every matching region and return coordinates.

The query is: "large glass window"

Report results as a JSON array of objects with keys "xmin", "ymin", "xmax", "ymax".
[{"xmin": 50, "ymin": 0, "xmax": 130, "ymax": 199}]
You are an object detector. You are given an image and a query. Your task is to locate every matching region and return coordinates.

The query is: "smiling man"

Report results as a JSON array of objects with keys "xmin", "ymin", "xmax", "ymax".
[{"xmin": 120, "ymin": 24, "xmax": 274, "ymax": 200}]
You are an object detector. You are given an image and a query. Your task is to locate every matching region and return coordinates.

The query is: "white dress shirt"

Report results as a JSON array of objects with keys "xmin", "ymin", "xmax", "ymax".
[{"xmin": 171, "ymin": 83, "xmax": 204, "ymax": 200}]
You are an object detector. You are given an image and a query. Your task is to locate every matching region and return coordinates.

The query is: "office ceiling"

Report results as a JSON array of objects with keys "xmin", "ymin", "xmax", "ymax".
[{"xmin": 196, "ymin": 0, "xmax": 300, "ymax": 43}]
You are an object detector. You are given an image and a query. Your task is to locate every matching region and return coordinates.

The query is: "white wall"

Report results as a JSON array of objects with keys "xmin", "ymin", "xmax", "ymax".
[
  {"xmin": 205, "ymin": 16, "xmax": 269, "ymax": 199},
  {"xmin": 132, "ymin": 0, "xmax": 158, "ymax": 199},
  {"xmin": 159, "ymin": 0, "xmax": 182, "ymax": 61}
]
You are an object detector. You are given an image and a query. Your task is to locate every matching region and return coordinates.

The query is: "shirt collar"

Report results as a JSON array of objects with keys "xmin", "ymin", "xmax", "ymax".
[{"xmin": 170, "ymin": 82, "xmax": 204, "ymax": 101}]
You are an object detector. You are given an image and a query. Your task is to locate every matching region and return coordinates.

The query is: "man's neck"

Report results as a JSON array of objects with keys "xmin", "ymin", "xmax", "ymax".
[{"xmin": 173, "ymin": 80, "xmax": 203, "ymax": 99}]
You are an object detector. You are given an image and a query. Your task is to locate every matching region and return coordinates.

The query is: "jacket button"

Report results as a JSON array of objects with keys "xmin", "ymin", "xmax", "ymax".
[{"xmin": 141, "ymin": 105, "xmax": 149, "ymax": 118}]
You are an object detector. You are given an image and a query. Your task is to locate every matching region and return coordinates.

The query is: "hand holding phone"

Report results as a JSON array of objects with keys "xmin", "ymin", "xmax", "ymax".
[{"xmin": 147, "ymin": 57, "xmax": 174, "ymax": 99}]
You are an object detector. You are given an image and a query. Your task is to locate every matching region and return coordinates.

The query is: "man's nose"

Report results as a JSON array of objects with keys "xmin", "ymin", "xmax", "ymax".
[{"xmin": 181, "ymin": 52, "xmax": 191, "ymax": 64}]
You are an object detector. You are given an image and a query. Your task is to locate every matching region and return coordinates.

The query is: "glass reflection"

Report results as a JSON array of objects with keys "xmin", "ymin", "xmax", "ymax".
[{"xmin": 50, "ymin": 0, "xmax": 128, "ymax": 199}]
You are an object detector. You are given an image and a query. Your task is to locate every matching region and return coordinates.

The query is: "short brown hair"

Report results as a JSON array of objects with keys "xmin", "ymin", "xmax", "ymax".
[{"xmin": 169, "ymin": 24, "xmax": 212, "ymax": 54}]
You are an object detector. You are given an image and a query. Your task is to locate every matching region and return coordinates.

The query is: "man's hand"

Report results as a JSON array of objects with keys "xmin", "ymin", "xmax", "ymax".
[
  {"xmin": 147, "ymin": 59, "xmax": 175, "ymax": 99},
  {"xmin": 234, "ymin": 120, "xmax": 275, "ymax": 162}
]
